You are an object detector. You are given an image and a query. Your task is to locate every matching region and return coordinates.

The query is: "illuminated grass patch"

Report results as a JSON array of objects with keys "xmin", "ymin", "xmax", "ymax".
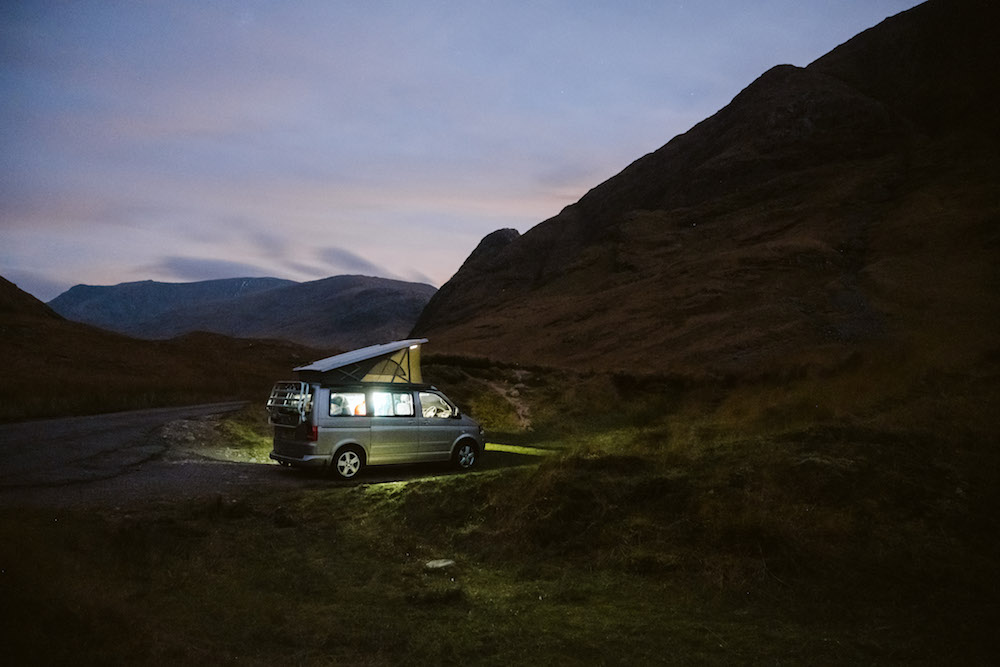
[{"xmin": 484, "ymin": 443, "xmax": 556, "ymax": 456}]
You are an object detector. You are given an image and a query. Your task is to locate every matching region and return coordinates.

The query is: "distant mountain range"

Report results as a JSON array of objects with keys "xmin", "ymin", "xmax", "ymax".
[
  {"xmin": 49, "ymin": 275, "xmax": 437, "ymax": 350},
  {"xmin": 413, "ymin": 0, "xmax": 999, "ymax": 378}
]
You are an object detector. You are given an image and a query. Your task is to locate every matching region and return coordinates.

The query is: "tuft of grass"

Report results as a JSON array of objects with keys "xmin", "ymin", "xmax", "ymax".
[
  {"xmin": 467, "ymin": 391, "xmax": 522, "ymax": 433},
  {"xmin": 214, "ymin": 405, "xmax": 274, "ymax": 462}
]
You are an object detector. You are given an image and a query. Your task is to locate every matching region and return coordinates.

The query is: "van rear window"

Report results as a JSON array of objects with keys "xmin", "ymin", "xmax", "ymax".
[{"xmin": 330, "ymin": 392, "xmax": 366, "ymax": 416}]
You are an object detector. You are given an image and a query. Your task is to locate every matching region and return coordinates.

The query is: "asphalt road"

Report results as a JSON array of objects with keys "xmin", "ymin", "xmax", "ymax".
[
  {"xmin": 0, "ymin": 402, "xmax": 266, "ymax": 507},
  {"xmin": 0, "ymin": 403, "xmax": 540, "ymax": 508},
  {"xmin": 0, "ymin": 402, "xmax": 249, "ymax": 487}
]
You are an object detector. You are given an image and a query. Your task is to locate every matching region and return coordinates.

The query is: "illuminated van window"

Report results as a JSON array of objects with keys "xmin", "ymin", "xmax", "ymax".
[
  {"xmin": 373, "ymin": 391, "xmax": 414, "ymax": 417},
  {"xmin": 330, "ymin": 392, "xmax": 366, "ymax": 416}
]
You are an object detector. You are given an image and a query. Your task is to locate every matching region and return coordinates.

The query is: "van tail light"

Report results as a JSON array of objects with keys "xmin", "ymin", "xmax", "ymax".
[{"xmin": 307, "ymin": 425, "xmax": 318, "ymax": 441}]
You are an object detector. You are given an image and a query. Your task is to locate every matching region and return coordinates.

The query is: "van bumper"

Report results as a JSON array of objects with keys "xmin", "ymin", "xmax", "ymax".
[{"xmin": 269, "ymin": 451, "xmax": 332, "ymax": 467}]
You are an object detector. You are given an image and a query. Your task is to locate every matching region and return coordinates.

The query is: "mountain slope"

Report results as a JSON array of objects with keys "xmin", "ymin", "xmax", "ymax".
[
  {"xmin": 49, "ymin": 277, "xmax": 294, "ymax": 330},
  {"xmin": 1, "ymin": 276, "xmax": 62, "ymax": 320},
  {"xmin": 0, "ymin": 276, "xmax": 320, "ymax": 422},
  {"xmin": 413, "ymin": 0, "xmax": 1000, "ymax": 379},
  {"xmin": 50, "ymin": 275, "xmax": 437, "ymax": 349},
  {"xmin": 129, "ymin": 275, "xmax": 437, "ymax": 349}
]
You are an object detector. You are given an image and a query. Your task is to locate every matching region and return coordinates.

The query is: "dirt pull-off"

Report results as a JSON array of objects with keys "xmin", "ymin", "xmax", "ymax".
[
  {"xmin": 0, "ymin": 404, "xmax": 536, "ymax": 509},
  {"xmin": 0, "ymin": 404, "xmax": 317, "ymax": 508}
]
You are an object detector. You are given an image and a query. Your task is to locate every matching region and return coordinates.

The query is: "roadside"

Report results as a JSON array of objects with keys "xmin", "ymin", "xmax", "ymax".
[
  {"xmin": 0, "ymin": 404, "xmax": 544, "ymax": 509},
  {"xmin": 1, "ymin": 394, "xmax": 996, "ymax": 664},
  {"xmin": 0, "ymin": 402, "xmax": 248, "ymax": 488}
]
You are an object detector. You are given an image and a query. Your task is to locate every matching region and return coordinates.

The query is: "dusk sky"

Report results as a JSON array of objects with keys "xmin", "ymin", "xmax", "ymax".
[{"xmin": 2, "ymin": 1, "xmax": 923, "ymax": 301}]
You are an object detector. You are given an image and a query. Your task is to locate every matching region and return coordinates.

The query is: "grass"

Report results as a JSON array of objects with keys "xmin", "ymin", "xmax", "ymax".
[
  {"xmin": 206, "ymin": 404, "xmax": 276, "ymax": 463},
  {"xmin": 2, "ymin": 446, "xmax": 994, "ymax": 664},
  {"xmin": 1, "ymin": 358, "xmax": 998, "ymax": 665},
  {"xmin": 484, "ymin": 443, "xmax": 556, "ymax": 456}
]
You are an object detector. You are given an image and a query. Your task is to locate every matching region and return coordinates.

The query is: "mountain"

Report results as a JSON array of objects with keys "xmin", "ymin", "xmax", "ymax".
[
  {"xmin": 0, "ymin": 276, "xmax": 321, "ymax": 422},
  {"xmin": 49, "ymin": 275, "xmax": 437, "ymax": 350},
  {"xmin": 413, "ymin": 0, "xmax": 1000, "ymax": 379},
  {"xmin": 48, "ymin": 277, "xmax": 295, "ymax": 331}
]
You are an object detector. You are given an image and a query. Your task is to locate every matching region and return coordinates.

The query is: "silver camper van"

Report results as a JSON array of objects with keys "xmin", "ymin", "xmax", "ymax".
[{"xmin": 266, "ymin": 340, "xmax": 485, "ymax": 480}]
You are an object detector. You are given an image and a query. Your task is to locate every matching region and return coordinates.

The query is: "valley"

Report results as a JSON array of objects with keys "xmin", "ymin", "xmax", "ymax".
[{"xmin": 0, "ymin": 1, "xmax": 997, "ymax": 663}]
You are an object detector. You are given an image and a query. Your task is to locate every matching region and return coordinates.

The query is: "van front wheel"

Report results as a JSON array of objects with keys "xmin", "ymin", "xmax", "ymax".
[
  {"xmin": 453, "ymin": 441, "xmax": 478, "ymax": 471},
  {"xmin": 332, "ymin": 447, "xmax": 363, "ymax": 480}
]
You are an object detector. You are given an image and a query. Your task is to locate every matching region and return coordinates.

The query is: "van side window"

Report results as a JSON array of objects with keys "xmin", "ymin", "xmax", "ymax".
[
  {"xmin": 373, "ymin": 391, "xmax": 414, "ymax": 417},
  {"xmin": 330, "ymin": 392, "xmax": 366, "ymax": 417},
  {"xmin": 419, "ymin": 392, "xmax": 454, "ymax": 418}
]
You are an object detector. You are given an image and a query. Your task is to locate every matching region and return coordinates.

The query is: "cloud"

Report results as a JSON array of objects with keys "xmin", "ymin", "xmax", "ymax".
[
  {"xmin": 317, "ymin": 246, "xmax": 387, "ymax": 277},
  {"xmin": 404, "ymin": 269, "xmax": 438, "ymax": 287},
  {"xmin": 150, "ymin": 256, "xmax": 276, "ymax": 283}
]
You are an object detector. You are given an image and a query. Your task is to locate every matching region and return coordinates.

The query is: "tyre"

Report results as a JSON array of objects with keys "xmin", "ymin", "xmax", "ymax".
[
  {"xmin": 332, "ymin": 446, "xmax": 364, "ymax": 480},
  {"xmin": 453, "ymin": 440, "xmax": 479, "ymax": 471}
]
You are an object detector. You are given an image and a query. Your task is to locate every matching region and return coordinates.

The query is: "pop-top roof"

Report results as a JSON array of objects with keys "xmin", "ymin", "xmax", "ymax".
[{"xmin": 294, "ymin": 338, "xmax": 428, "ymax": 384}]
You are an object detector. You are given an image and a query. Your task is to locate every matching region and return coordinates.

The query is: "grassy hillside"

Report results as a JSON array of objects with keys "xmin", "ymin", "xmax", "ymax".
[
  {"xmin": 2, "ymin": 357, "xmax": 996, "ymax": 664},
  {"xmin": 0, "ymin": 277, "xmax": 326, "ymax": 422},
  {"xmin": 413, "ymin": 0, "xmax": 1000, "ymax": 381}
]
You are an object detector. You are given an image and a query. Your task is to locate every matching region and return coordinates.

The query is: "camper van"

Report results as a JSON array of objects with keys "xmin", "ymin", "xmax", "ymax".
[{"xmin": 266, "ymin": 340, "xmax": 485, "ymax": 480}]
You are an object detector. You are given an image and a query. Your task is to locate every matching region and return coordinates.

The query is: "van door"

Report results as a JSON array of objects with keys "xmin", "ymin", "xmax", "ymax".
[
  {"xmin": 417, "ymin": 390, "xmax": 460, "ymax": 459},
  {"xmin": 369, "ymin": 389, "xmax": 421, "ymax": 464},
  {"xmin": 316, "ymin": 389, "xmax": 371, "ymax": 459}
]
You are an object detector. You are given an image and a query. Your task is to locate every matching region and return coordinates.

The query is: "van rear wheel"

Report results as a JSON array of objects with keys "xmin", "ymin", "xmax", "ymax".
[{"xmin": 332, "ymin": 446, "xmax": 363, "ymax": 480}]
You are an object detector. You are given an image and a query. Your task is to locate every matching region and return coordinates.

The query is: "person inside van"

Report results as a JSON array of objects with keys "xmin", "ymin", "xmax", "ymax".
[{"xmin": 330, "ymin": 395, "xmax": 352, "ymax": 416}]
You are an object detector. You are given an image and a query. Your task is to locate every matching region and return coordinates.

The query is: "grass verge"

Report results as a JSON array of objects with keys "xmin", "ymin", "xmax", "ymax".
[{"xmin": 1, "ymin": 361, "xmax": 997, "ymax": 664}]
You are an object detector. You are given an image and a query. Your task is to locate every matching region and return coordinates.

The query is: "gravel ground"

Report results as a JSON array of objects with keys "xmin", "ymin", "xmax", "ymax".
[{"xmin": 0, "ymin": 404, "xmax": 530, "ymax": 509}]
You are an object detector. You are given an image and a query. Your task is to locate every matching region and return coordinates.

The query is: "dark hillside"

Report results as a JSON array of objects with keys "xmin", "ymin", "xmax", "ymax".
[
  {"xmin": 809, "ymin": 0, "xmax": 1000, "ymax": 139},
  {"xmin": 413, "ymin": 0, "xmax": 1000, "ymax": 384},
  {"xmin": 408, "ymin": 5, "xmax": 1000, "ymax": 654},
  {"xmin": 0, "ymin": 277, "xmax": 322, "ymax": 422},
  {"xmin": 0, "ymin": 276, "xmax": 61, "ymax": 320}
]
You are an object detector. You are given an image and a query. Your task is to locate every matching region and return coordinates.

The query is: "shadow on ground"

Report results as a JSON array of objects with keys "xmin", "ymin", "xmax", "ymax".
[{"xmin": 273, "ymin": 443, "xmax": 548, "ymax": 486}]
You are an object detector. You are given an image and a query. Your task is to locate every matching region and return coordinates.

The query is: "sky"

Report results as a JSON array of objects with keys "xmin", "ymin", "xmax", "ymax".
[{"xmin": 1, "ymin": 0, "xmax": 924, "ymax": 301}]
